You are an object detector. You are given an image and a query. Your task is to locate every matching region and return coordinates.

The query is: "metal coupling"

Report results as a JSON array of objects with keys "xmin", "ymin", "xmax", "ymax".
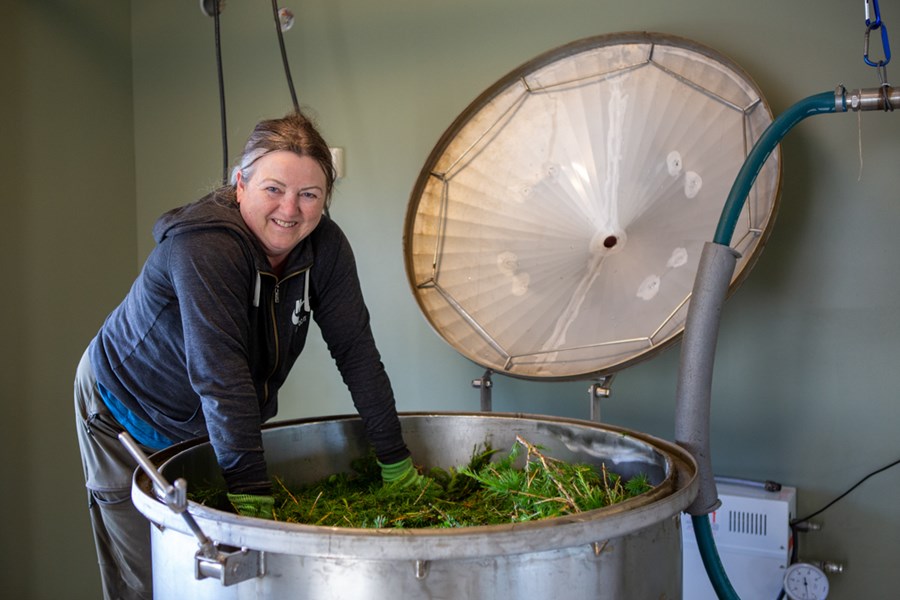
[
  {"xmin": 793, "ymin": 519, "xmax": 822, "ymax": 532},
  {"xmin": 837, "ymin": 84, "xmax": 899, "ymax": 111},
  {"xmin": 816, "ymin": 560, "xmax": 845, "ymax": 575}
]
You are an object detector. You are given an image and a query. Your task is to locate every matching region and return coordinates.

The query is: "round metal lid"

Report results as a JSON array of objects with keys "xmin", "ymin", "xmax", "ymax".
[{"xmin": 403, "ymin": 32, "xmax": 781, "ymax": 380}]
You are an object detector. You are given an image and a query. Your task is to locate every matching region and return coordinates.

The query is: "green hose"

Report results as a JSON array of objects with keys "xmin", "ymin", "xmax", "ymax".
[
  {"xmin": 692, "ymin": 515, "xmax": 740, "ymax": 599},
  {"xmin": 695, "ymin": 91, "xmax": 840, "ymax": 600},
  {"xmin": 713, "ymin": 91, "xmax": 837, "ymax": 246}
]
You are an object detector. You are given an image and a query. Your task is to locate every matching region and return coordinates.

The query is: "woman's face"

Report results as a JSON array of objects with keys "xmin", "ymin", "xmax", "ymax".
[{"xmin": 236, "ymin": 150, "xmax": 328, "ymax": 270}]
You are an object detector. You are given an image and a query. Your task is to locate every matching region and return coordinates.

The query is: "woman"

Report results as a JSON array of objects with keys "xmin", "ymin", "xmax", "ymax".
[{"xmin": 74, "ymin": 111, "xmax": 419, "ymax": 600}]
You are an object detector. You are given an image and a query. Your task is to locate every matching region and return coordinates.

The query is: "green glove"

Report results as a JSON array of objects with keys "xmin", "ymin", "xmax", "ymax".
[
  {"xmin": 378, "ymin": 457, "xmax": 422, "ymax": 488},
  {"xmin": 227, "ymin": 493, "xmax": 275, "ymax": 519}
]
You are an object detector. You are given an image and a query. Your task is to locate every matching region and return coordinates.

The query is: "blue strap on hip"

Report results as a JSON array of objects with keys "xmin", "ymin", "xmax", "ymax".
[{"xmin": 96, "ymin": 382, "xmax": 174, "ymax": 450}]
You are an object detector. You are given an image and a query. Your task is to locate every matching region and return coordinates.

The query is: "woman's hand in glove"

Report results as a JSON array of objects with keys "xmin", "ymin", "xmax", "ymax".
[
  {"xmin": 378, "ymin": 457, "xmax": 428, "ymax": 489},
  {"xmin": 227, "ymin": 492, "xmax": 275, "ymax": 519}
]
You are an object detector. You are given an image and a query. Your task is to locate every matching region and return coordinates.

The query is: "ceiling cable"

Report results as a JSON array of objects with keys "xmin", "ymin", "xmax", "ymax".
[
  {"xmin": 213, "ymin": 0, "xmax": 229, "ymax": 185},
  {"xmin": 271, "ymin": 0, "xmax": 300, "ymax": 112}
]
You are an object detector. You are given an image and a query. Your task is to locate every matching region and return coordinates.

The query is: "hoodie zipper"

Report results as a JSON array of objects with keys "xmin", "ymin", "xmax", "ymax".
[{"xmin": 258, "ymin": 267, "xmax": 311, "ymax": 405}]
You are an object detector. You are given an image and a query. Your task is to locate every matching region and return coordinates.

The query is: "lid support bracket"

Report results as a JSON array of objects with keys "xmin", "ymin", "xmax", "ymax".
[
  {"xmin": 588, "ymin": 374, "xmax": 615, "ymax": 422},
  {"xmin": 471, "ymin": 369, "xmax": 494, "ymax": 412}
]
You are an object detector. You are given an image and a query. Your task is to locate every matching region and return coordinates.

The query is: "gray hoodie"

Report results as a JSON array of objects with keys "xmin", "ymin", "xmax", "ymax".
[{"xmin": 89, "ymin": 192, "xmax": 408, "ymax": 494}]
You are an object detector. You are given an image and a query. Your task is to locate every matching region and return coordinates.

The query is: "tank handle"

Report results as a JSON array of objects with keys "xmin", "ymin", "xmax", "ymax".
[{"xmin": 119, "ymin": 432, "xmax": 265, "ymax": 586}]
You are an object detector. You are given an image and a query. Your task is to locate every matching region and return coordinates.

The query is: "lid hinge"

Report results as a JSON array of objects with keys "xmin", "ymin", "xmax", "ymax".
[
  {"xmin": 588, "ymin": 374, "xmax": 615, "ymax": 422},
  {"xmin": 471, "ymin": 369, "xmax": 494, "ymax": 412}
]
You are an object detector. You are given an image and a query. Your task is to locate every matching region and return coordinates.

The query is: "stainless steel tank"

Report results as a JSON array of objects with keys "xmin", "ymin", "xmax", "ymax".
[
  {"xmin": 133, "ymin": 412, "xmax": 697, "ymax": 599},
  {"xmin": 131, "ymin": 31, "xmax": 780, "ymax": 600}
]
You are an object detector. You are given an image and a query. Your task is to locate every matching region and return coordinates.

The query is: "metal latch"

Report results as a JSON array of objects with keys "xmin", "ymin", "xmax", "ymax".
[
  {"xmin": 195, "ymin": 545, "xmax": 265, "ymax": 586},
  {"xmin": 119, "ymin": 432, "xmax": 265, "ymax": 586}
]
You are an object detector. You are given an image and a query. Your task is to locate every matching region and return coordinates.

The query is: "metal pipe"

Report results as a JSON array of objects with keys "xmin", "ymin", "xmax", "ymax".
[
  {"xmin": 118, "ymin": 432, "xmax": 218, "ymax": 558},
  {"xmin": 842, "ymin": 85, "xmax": 898, "ymax": 111}
]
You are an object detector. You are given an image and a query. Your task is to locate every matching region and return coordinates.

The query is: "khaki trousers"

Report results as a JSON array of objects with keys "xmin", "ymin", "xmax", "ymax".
[{"xmin": 74, "ymin": 349, "xmax": 154, "ymax": 600}]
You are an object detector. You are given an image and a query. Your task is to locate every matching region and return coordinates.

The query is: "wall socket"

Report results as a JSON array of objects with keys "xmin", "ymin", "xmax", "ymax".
[{"xmin": 330, "ymin": 147, "xmax": 345, "ymax": 179}]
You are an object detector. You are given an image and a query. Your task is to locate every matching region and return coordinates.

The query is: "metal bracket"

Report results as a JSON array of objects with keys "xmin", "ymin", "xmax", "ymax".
[
  {"xmin": 196, "ymin": 546, "xmax": 266, "ymax": 586},
  {"xmin": 588, "ymin": 374, "xmax": 615, "ymax": 422},
  {"xmin": 471, "ymin": 369, "xmax": 494, "ymax": 412},
  {"xmin": 414, "ymin": 559, "xmax": 430, "ymax": 580},
  {"xmin": 199, "ymin": 0, "xmax": 223, "ymax": 17}
]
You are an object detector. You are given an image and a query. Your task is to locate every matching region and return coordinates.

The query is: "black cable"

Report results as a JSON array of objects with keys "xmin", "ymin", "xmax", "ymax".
[
  {"xmin": 213, "ymin": 0, "xmax": 228, "ymax": 185},
  {"xmin": 271, "ymin": 0, "xmax": 300, "ymax": 112},
  {"xmin": 790, "ymin": 525, "xmax": 798, "ymax": 563},
  {"xmin": 266, "ymin": 2, "xmax": 331, "ymax": 219},
  {"xmin": 792, "ymin": 456, "xmax": 900, "ymax": 525},
  {"xmin": 772, "ymin": 457, "xmax": 900, "ymax": 600}
]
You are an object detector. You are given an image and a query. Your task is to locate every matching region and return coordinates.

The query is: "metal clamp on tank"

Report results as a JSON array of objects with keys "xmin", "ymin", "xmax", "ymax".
[
  {"xmin": 194, "ymin": 545, "xmax": 265, "ymax": 587},
  {"xmin": 118, "ymin": 432, "xmax": 266, "ymax": 586}
]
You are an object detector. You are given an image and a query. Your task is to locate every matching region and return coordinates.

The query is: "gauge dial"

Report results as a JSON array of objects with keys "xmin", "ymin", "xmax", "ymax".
[{"xmin": 783, "ymin": 562, "xmax": 829, "ymax": 600}]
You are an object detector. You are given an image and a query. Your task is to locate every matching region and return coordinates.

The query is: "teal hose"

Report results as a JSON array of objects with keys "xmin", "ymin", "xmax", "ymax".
[
  {"xmin": 692, "ymin": 515, "xmax": 740, "ymax": 600},
  {"xmin": 713, "ymin": 91, "xmax": 837, "ymax": 246},
  {"xmin": 694, "ymin": 91, "xmax": 841, "ymax": 600}
]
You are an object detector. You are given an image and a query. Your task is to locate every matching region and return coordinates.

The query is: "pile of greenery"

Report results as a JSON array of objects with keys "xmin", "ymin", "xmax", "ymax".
[{"xmin": 193, "ymin": 436, "xmax": 652, "ymax": 529}]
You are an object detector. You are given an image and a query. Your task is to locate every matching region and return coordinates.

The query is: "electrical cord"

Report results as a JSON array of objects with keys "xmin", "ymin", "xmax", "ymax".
[
  {"xmin": 772, "ymin": 456, "xmax": 900, "ymax": 600},
  {"xmin": 213, "ymin": 0, "xmax": 228, "ymax": 185},
  {"xmin": 207, "ymin": 1, "xmax": 300, "ymax": 186},
  {"xmin": 791, "ymin": 455, "xmax": 900, "ymax": 526},
  {"xmin": 271, "ymin": 0, "xmax": 300, "ymax": 112}
]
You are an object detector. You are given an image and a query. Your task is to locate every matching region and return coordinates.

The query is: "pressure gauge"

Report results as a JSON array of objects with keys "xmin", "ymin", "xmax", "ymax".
[{"xmin": 783, "ymin": 562, "xmax": 829, "ymax": 600}]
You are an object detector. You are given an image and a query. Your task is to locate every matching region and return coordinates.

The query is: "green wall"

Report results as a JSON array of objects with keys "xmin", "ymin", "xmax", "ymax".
[
  {"xmin": 1, "ymin": 1, "xmax": 137, "ymax": 599},
  {"xmin": 4, "ymin": 0, "xmax": 898, "ymax": 597}
]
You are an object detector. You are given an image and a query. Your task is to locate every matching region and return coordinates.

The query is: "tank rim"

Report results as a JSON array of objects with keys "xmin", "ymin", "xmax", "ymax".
[{"xmin": 133, "ymin": 412, "xmax": 698, "ymax": 561}]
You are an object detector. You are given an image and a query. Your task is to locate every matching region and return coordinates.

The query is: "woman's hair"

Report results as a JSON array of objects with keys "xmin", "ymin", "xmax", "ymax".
[{"xmin": 227, "ymin": 111, "xmax": 336, "ymax": 207}]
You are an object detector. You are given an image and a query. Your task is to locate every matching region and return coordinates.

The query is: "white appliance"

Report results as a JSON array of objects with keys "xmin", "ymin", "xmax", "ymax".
[{"xmin": 682, "ymin": 479, "xmax": 797, "ymax": 599}]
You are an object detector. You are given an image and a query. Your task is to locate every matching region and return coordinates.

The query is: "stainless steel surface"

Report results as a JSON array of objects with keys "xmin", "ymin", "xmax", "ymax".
[
  {"xmin": 134, "ymin": 412, "xmax": 698, "ymax": 599},
  {"xmin": 194, "ymin": 547, "xmax": 265, "ymax": 586},
  {"xmin": 404, "ymin": 32, "xmax": 781, "ymax": 380},
  {"xmin": 119, "ymin": 431, "xmax": 218, "ymax": 559},
  {"xmin": 841, "ymin": 85, "xmax": 899, "ymax": 111}
]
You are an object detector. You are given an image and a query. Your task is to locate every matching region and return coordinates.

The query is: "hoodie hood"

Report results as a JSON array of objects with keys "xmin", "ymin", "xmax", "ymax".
[
  {"xmin": 153, "ymin": 191, "xmax": 319, "ymax": 275},
  {"xmin": 153, "ymin": 191, "xmax": 250, "ymax": 244}
]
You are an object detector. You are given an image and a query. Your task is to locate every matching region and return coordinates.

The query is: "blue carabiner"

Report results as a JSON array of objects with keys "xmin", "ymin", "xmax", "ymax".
[
  {"xmin": 865, "ymin": 21, "xmax": 892, "ymax": 67},
  {"xmin": 866, "ymin": 0, "xmax": 882, "ymax": 28}
]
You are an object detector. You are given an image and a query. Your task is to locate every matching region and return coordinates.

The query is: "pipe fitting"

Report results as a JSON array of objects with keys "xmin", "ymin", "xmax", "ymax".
[
  {"xmin": 836, "ymin": 85, "xmax": 899, "ymax": 111},
  {"xmin": 816, "ymin": 560, "xmax": 845, "ymax": 575}
]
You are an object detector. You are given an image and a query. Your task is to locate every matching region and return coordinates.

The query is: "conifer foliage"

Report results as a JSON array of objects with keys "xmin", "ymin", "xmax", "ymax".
[{"xmin": 194, "ymin": 436, "xmax": 653, "ymax": 528}]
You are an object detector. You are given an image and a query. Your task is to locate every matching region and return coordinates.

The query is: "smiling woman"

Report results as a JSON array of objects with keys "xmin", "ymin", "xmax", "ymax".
[
  {"xmin": 73, "ymin": 110, "xmax": 421, "ymax": 600},
  {"xmin": 235, "ymin": 151, "xmax": 328, "ymax": 273}
]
